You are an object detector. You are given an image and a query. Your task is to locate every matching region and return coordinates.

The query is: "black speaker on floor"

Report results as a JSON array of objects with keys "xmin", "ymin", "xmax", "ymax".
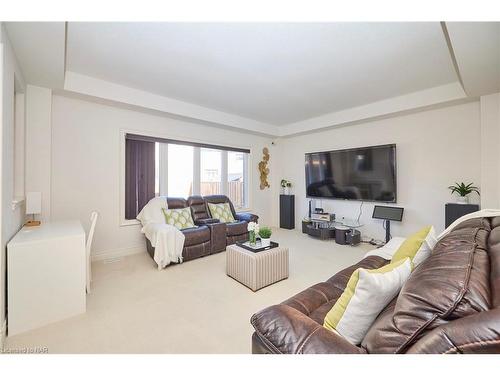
[{"xmin": 280, "ymin": 195, "xmax": 295, "ymax": 230}]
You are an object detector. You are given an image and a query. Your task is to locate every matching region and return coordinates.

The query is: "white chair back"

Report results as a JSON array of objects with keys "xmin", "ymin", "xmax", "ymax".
[
  {"xmin": 86, "ymin": 211, "xmax": 99, "ymax": 293},
  {"xmin": 87, "ymin": 211, "xmax": 99, "ymax": 253}
]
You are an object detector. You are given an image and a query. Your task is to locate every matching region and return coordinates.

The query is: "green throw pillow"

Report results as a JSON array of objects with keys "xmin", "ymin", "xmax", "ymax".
[
  {"xmin": 162, "ymin": 207, "xmax": 196, "ymax": 230},
  {"xmin": 208, "ymin": 202, "xmax": 236, "ymax": 223}
]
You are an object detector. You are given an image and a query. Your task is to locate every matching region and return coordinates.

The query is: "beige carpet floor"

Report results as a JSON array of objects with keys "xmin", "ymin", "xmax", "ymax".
[{"xmin": 5, "ymin": 228, "xmax": 374, "ymax": 354}]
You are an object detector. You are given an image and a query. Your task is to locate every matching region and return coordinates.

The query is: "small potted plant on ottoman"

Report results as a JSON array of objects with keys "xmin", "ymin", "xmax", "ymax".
[{"xmin": 258, "ymin": 226, "xmax": 272, "ymax": 247}]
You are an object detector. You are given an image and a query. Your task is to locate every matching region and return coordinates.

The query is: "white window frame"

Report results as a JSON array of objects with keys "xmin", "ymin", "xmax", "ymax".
[
  {"xmin": 119, "ymin": 129, "xmax": 252, "ymax": 226},
  {"xmin": 226, "ymin": 150, "xmax": 250, "ymax": 210}
]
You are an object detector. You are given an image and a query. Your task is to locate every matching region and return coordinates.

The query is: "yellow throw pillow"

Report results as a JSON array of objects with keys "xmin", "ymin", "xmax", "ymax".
[
  {"xmin": 323, "ymin": 258, "xmax": 413, "ymax": 345},
  {"xmin": 391, "ymin": 226, "xmax": 436, "ymax": 266}
]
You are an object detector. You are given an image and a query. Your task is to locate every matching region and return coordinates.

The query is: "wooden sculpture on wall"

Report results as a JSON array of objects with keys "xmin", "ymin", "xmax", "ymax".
[{"xmin": 259, "ymin": 147, "xmax": 270, "ymax": 190}]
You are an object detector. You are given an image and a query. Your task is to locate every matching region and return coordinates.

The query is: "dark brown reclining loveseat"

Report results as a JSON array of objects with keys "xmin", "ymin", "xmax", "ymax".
[
  {"xmin": 251, "ymin": 217, "xmax": 500, "ymax": 354},
  {"xmin": 145, "ymin": 195, "xmax": 258, "ymax": 264}
]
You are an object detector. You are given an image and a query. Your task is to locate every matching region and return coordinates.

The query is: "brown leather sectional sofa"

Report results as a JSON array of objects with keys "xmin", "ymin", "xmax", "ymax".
[
  {"xmin": 251, "ymin": 217, "xmax": 500, "ymax": 354},
  {"xmin": 145, "ymin": 195, "xmax": 258, "ymax": 263}
]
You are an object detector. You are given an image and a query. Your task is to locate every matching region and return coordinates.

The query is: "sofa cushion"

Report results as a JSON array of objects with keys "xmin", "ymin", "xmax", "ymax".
[
  {"xmin": 182, "ymin": 226, "xmax": 211, "ymax": 246},
  {"xmin": 308, "ymin": 298, "xmax": 341, "ymax": 325},
  {"xmin": 226, "ymin": 221, "xmax": 248, "ymax": 236},
  {"xmin": 282, "ymin": 282, "xmax": 344, "ymax": 318},
  {"xmin": 326, "ymin": 256, "xmax": 389, "ymax": 291},
  {"xmin": 187, "ymin": 195, "xmax": 210, "ymax": 222},
  {"xmin": 362, "ymin": 218, "xmax": 491, "ymax": 353},
  {"xmin": 166, "ymin": 197, "xmax": 188, "ymax": 209}
]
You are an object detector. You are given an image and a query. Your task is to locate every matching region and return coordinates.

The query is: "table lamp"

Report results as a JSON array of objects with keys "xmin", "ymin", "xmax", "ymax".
[{"xmin": 25, "ymin": 192, "xmax": 42, "ymax": 226}]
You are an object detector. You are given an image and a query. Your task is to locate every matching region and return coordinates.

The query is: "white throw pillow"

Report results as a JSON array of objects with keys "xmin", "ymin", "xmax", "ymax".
[
  {"xmin": 324, "ymin": 257, "xmax": 413, "ymax": 345},
  {"xmin": 412, "ymin": 226, "xmax": 438, "ymax": 266},
  {"xmin": 136, "ymin": 197, "xmax": 168, "ymax": 226}
]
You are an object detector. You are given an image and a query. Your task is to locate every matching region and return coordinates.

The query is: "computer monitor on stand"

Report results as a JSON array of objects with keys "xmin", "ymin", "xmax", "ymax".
[{"xmin": 372, "ymin": 205, "xmax": 404, "ymax": 243}]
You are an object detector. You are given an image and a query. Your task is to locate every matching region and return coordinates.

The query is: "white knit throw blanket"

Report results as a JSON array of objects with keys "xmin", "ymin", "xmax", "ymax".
[
  {"xmin": 142, "ymin": 223, "xmax": 185, "ymax": 269},
  {"xmin": 137, "ymin": 197, "xmax": 185, "ymax": 269}
]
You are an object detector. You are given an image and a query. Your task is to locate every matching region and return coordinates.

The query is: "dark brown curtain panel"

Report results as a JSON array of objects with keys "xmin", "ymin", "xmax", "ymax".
[{"xmin": 125, "ymin": 139, "xmax": 156, "ymax": 220}]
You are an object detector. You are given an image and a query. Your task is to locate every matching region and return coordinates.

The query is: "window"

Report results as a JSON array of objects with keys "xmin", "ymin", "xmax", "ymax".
[
  {"xmin": 227, "ymin": 151, "xmax": 248, "ymax": 209},
  {"xmin": 168, "ymin": 144, "xmax": 194, "ymax": 197},
  {"xmin": 124, "ymin": 133, "xmax": 250, "ymax": 220},
  {"xmin": 200, "ymin": 148, "xmax": 222, "ymax": 196}
]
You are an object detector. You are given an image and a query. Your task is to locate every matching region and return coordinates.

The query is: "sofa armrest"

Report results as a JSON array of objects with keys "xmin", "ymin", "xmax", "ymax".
[
  {"xmin": 205, "ymin": 222, "xmax": 227, "ymax": 254},
  {"xmin": 236, "ymin": 212, "xmax": 258, "ymax": 223},
  {"xmin": 251, "ymin": 304, "xmax": 362, "ymax": 354},
  {"xmin": 194, "ymin": 218, "xmax": 220, "ymax": 225}
]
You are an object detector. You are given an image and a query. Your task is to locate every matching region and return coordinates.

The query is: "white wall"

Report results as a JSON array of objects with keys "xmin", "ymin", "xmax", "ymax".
[
  {"xmin": 0, "ymin": 23, "xmax": 26, "ymax": 342},
  {"xmin": 278, "ymin": 101, "xmax": 481, "ymax": 240},
  {"xmin": 480, "ymin": 92, "xmax": 500, "ymax": 209},
  {"xmin": 50, "ymin": 95, "xmax": 276, "ymax": 260},
  {"xmin": 25, "ymin": 84, "xmax": 52, "ymax": 221},
  {"xmin": 47, "ymin": 96, "xmax": 484, "ymax": 255}
]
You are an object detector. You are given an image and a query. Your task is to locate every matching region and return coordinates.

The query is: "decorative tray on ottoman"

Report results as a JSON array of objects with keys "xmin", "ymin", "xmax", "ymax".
[{"xmin": 236, "ymin": 240, "xmax": 279, "ymax": 253}]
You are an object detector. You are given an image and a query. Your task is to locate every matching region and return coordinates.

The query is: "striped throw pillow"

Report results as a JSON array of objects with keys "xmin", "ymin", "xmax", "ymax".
[{"xmin": 323, "ymin": 257, "xmax": 413, "ymax": 345}]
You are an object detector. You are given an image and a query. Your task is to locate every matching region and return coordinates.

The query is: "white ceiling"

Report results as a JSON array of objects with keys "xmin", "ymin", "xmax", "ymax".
[
  {"xmin": 446, "ymin": 22, "xmax": 500, "ymax": 97},
  {"xmin": 5, "ymin": 22, "xmax": 66, "ymax": 89},
  {"xmin": 66, "ymin": 22, "xmax": 458, "ymax": 125},
  {"xmin": 4, "ymin": 21, "xmax": 500, "ymax": 136}
]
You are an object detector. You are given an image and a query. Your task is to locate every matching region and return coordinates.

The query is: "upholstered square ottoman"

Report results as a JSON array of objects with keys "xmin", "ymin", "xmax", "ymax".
[{"xmin": 226, "ymin": 244, "xmax": 289, "ymax": 291}]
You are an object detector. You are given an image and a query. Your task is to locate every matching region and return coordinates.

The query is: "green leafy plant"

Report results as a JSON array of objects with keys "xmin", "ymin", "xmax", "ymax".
[
  {"xmin": 281, "ymin": 179, "xmax": 292, "ymax": 188},
  {"xmin": 258, "ymin": 226, "xmax": 272, "ymax": 239},
  {"xmin": 448, "ymin": 182, "xmax": 480, "ymax": 197}
]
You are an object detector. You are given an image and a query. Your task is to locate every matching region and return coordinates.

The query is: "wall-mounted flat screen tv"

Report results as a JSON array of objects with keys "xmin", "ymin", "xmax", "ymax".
[{"xmin": 305, "ymin": 144, "xmax": 397, "ymax": 202}]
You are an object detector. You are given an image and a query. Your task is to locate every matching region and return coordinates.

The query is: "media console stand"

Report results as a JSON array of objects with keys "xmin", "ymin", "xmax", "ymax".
[
  {"xmin": 306, "ymin": 218, "xmax": 362, "ymax": 245},
  {"xmin": 306, "ymin": 224, "xmax": 336, "ymax": 240}
]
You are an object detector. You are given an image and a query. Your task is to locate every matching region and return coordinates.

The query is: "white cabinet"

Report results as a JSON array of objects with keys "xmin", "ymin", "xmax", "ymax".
[{"xmin": 7, "ymin": 220, "xmax": 86, "ymax": 336}]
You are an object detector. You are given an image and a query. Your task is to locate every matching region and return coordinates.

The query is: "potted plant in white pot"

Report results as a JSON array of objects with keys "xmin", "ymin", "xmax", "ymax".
[
  {"xmin": 281, "ymin": 179, "xmax": 292, "ymax": 195},
  {"xmin": 448, "ymin": 182, "xmax": 480, "ymax": 204},
  {"xmin": 258, "ymin": 226, "xmax": 272, "ymax": 247}
]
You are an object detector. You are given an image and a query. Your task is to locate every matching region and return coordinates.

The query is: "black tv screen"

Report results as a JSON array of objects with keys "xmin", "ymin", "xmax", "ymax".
[{"xmin": 305, "ymin": 144, "xmax": 397, "ymax": 202}]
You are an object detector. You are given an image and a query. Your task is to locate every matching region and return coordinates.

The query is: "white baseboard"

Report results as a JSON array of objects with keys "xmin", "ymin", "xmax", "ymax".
[
  {"xmin": 0, "ymin": 319, "xmax": 6, "ymax": 350},
  {"xmin": 91, "ymin": 245, "xmax": 145, "ymax": 262}
]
